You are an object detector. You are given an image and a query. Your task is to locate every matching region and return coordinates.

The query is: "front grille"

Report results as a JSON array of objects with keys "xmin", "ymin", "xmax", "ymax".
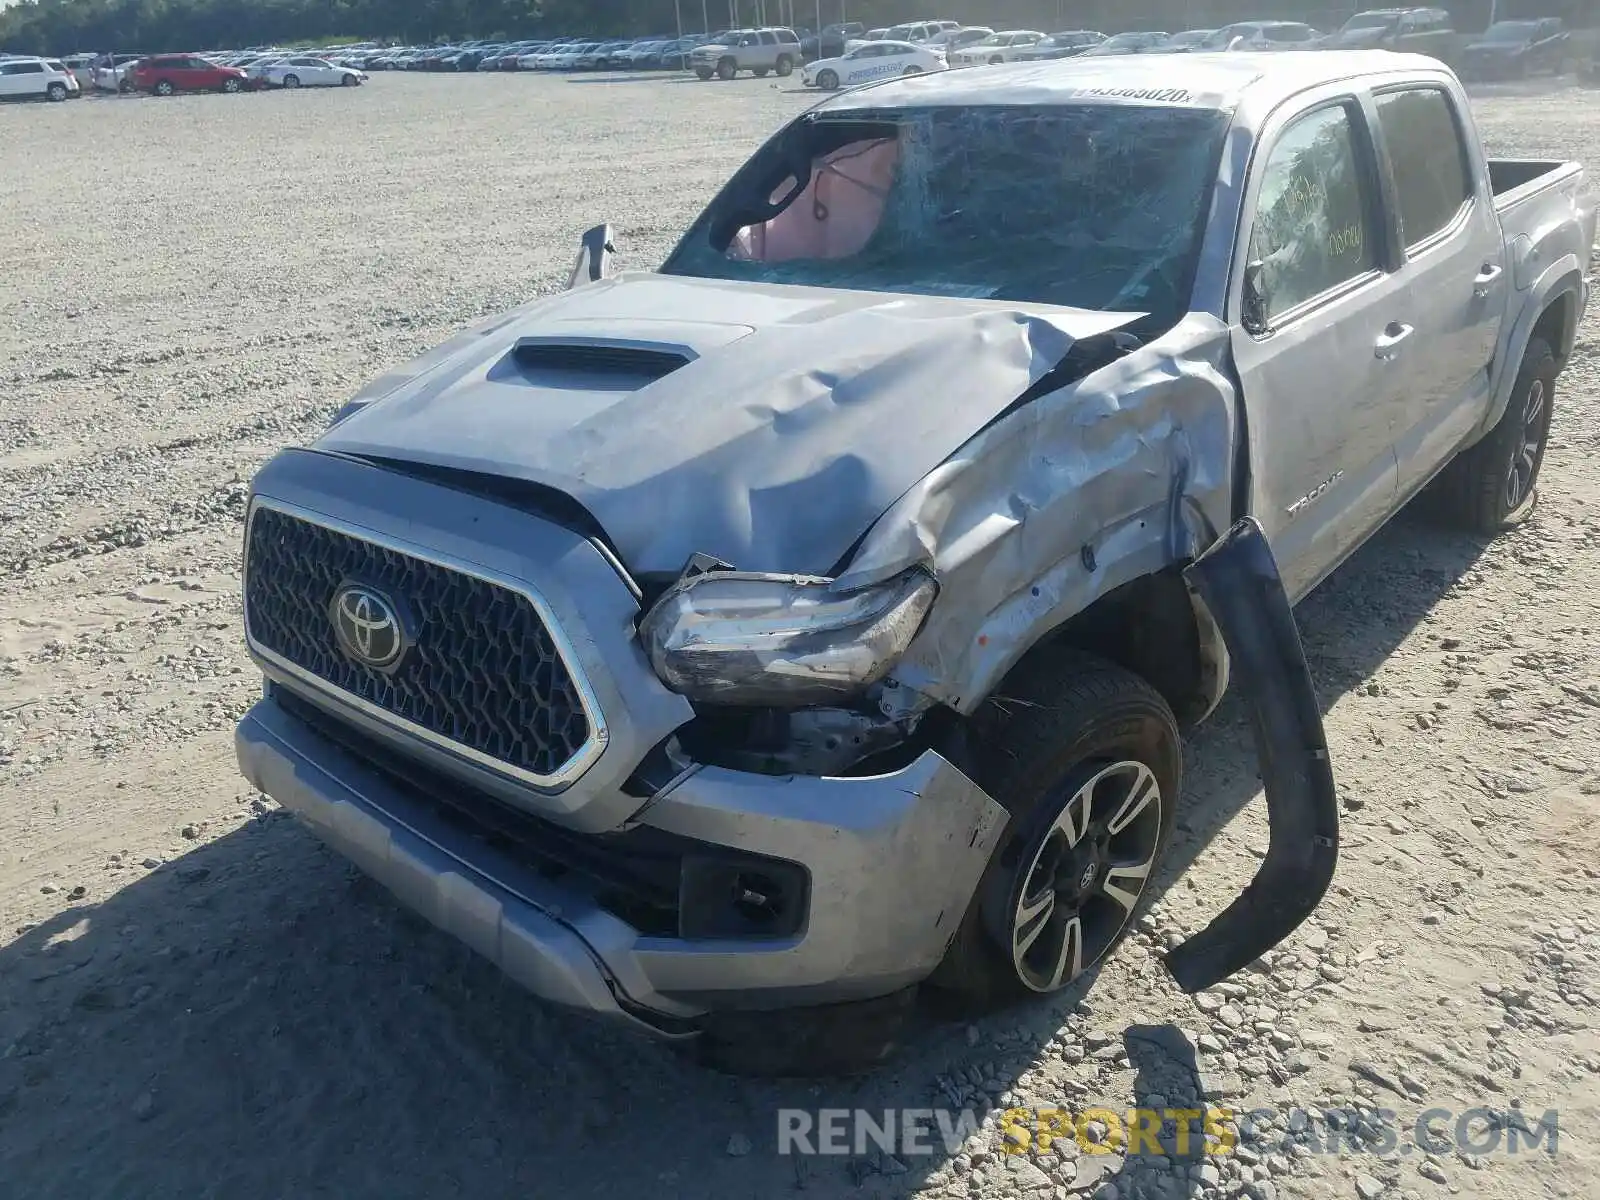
[{"xmin": 244, "ymin": 503, "xmax": 594, "ymax": 785}]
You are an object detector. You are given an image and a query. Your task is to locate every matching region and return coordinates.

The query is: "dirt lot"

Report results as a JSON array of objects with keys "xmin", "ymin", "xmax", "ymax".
[{"xmin": 1, "ymin": 71, "xmax": 1597, "ymax": 1200}]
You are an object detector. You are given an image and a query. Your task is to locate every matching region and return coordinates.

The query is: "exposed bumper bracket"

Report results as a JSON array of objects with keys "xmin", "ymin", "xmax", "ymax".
[{"xmin": 1164, "ymin": 517, "xmax": 1340, "ymax": 993}]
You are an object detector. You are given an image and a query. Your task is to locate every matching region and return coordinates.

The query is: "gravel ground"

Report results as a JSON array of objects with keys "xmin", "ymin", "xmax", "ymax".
[{"xmin": 1, "ymin": 72, "xmax": 1598, "ymax": 1200}]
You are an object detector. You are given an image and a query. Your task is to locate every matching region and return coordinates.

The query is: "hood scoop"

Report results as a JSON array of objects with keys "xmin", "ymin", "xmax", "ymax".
[{"xmin": 510, "ymin": 338, "xmax": 692, "ymax": 384}]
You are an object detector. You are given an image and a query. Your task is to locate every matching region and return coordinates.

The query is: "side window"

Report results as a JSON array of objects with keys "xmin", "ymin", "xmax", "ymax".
[
  {"xmin": 758, "ymin": 32, "xmax": 777, "ymax": 46},
  {"xmin": 1375, "ymin": 88, "xmax": 1471, "ymax": 249},
  {"xmin": 1247, "ymin": 103, "xmax": 1378, "ymax": 322}
]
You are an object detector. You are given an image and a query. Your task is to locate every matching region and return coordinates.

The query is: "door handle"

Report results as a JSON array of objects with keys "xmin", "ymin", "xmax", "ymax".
[
  {"xmin": 1473, "ymin": 264, "xmax": 1504, "ymax": 297},
  {"xmin": 1374, "ymin": 323, "xmax": 1414, "ymax": 361}
]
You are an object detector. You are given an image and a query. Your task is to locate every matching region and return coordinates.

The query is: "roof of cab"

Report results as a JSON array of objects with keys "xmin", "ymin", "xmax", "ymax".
[{"xmin": 813, "ymin": 49, "xmax": 1450, "ymax": 114}]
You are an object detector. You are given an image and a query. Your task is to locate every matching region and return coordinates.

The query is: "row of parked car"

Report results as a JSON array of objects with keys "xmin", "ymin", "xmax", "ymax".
[
  {"xmin": 30, "ymin": 51, "xmax": 369, "ymax": 95},
  {"xmin": 15, "ymin": 11, "xmax": 1581, "ymax": 106}
]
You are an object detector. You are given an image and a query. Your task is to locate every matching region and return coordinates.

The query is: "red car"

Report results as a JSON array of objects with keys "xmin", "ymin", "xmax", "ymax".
[{"xmin": 129, "ymin": 54, "xmax": 250, "ymax": 95}]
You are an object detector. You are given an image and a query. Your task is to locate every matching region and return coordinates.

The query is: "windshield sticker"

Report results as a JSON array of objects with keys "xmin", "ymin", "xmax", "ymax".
[{"xmin": 1082, "ymin": 85, "xmax": 1195, "ymax": 103}]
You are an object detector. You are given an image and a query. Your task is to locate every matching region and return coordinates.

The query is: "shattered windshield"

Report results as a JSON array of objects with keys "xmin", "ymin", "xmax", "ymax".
[{"xmin": 662, "ymin": 104, "xmax": 1228, "ymax": 323}]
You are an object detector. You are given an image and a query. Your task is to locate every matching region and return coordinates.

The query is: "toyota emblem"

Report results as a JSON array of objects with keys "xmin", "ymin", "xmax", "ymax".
[{"xmin": 329, "ymin": 584, "xmax": 406, "ymax": 670}]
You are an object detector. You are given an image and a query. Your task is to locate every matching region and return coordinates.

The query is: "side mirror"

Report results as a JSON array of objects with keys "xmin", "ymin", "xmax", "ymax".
[
  {"xmin": 1241, "ymin": 259, "xmax": 1271, "ymax": 336},
  {"xmin": 566, "ymin": 223, "xmax": 615, "ymax": 290}
]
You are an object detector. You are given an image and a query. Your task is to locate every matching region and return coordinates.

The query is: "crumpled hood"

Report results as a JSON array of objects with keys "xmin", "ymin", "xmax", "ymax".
[{"xmin": 317, "ymin": 272, "xmax": 1138, "ymax": 577}]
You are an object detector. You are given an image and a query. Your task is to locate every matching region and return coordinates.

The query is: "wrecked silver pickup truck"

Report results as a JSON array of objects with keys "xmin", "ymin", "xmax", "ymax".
[{"xmin": 235, "ymin": 52, "xmax": 1594, "ymax": 1074}]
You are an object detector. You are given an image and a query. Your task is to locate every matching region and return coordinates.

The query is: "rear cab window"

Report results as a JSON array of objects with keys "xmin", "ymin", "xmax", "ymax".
[
  {"xmin": 1246, "ymin": 102, "xmax": 1380, "ymax": 323},
  {"xmin": 1373, "ymin": 87, "xmax": 1472, "ymax": 251}
]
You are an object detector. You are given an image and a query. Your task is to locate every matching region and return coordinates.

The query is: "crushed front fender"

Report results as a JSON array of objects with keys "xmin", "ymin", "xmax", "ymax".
[{"xmin": 1164, "ymin": 516, "xmax": 1340, "ymax": 993}]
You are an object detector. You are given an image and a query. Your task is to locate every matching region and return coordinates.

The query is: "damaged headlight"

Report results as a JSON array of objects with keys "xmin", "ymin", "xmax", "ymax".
[{"xmin": 638, "ymin": 569, "xmax": 937, "ymax": 706}]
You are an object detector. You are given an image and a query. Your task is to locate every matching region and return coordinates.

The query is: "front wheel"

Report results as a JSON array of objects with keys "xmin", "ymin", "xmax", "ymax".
[
  {"xmin": 153, "ymin": 79, "xmax": 174, "ymax": 96},
  {"xmin": 46, "ymin": 82, "xmax": 68, "ymax": 101},
  {"xmin": 925, "ymin": 652, "xmax": 1180, "ymax": 1011},
  {"xmin": 902, "ymin": 65, "xmax": 922, "ymax": 75},
  {"xmin": 989, "ymin": 54, "xmax": 1004, "ymax": 65},
  {"xmin": 221, "ymin": 77, "xmax": 241, "ymax": 93},
  {"xmin": 694, "ymin": 66, "xmax": 713, "ymax": 80},
  {"xmin": 816, "ymin": 68, "xmax": 839, "ymax": 90},
  {"xmin": 282, "ymin": 74, "xmax": 301, "ymax": 88},
  {"xmin": 774, "ymin": 54, "xmax": 793, "ymax": 76},
  {"xmin": 1428, "ymin": 335, "xmax": 1557, "ymax": 534},
  {"xmin": 342, "ymin": 74, "xmax": 359, "ymax": 86}
]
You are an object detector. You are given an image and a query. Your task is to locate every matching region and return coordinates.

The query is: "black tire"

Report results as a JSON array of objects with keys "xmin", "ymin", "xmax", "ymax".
[
  {"xmin": 925, "ymin": 651, "xmax": 1180, "ymax": 1012},
  {"xmin": 119, "ymin": 79, "xmax": 134, "ymax": 94},
  {"xmin": 154, "ymin": 79, "xmax": 174, "ymax": 97},
  {"xmin": 221, "ymin": 77, "xmax": 241, "ymax": 93},
  {"xmin": 989, "ymin": 55, "xmax": 1004, "ymax": 65},
  {"xmin": 694, "ymin": 66, "xmax": 713, "ymax": 80},
  {"xmin": 282, "ymin": 74, "xmax": 301, "ymax": 89},
  {"xmin": 775, "ymin": 54, "xmax": 793, "ymax": 76},
  {"xmin": 1428, "ymin": 335, "xmax": 1556, "ymax": 535},
  {"xmin": 46, "ymin": 82, "xmax": 68, "ymax": 102},
  {"xmin": 903, "ymin": 65, "xmax": 922, "ymax": 75},
  {"xmin": 694, "ymin": 986, "xmax": 918, "ymax": 1077},
  {"xmin": 752, "ymin": 66, "xmax": 769, "ymax": 77},
  {"xmin": 342, "ymin": 74, "xmax": 359, "ymax": 86},
  {"xmin": 716, "ymin": 57, "xmax": 737, "ymax": 80},
  {"xmin": 816, "ymin": 68, "xmax": 839, "ymax": 90}
]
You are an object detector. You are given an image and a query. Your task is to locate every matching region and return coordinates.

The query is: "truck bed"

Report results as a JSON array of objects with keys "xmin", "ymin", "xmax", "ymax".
[
  {"xmin": 1489, "ymin": 158, "xmax": 1583, "ymax": 213},
  {"xmin": 1487, "ymin": 158, "xmax": 1595, "ymax": 287}
]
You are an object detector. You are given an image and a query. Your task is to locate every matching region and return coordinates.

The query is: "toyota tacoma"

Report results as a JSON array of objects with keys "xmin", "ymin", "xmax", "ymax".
[{"xmin": 235, "ymin": 51, "xmax": 1593, "ymax": 1074}]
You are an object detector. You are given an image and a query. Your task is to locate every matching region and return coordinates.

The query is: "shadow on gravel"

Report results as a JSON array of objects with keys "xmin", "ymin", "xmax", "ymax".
[{"xmin": 0, "ymin": 510, "xmax": 1495, "ymax": 1199}]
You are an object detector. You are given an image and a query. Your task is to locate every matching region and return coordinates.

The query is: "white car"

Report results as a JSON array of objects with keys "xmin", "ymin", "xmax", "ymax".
[
  {"xmin": 803, "ymin": 41, "xmax": 946, "ymax": 90},
  {"xmin": 255, "ymin": 56, "xmax": 366, "ymax": 88},
  {"xmin": 540, "ymin": 44, "xmax": 596, "ymax": 70},
  {"xmin": 845, "ymin": 19, "xmax": 957, "ymax": 52},
  {"xmin": 59, "ymin": 53, "xmax": 98, "ymax": 89},
  {"xmin": 948, "ymin": 30, "xmax": 1046, "ymax": 66},
  {"xmin": 0, "ymin": 57, "xmax": 81, "ymax": 101},
  {"xmin": 91, "ymin": 53, "xmax": 146, "ymax": 92}
]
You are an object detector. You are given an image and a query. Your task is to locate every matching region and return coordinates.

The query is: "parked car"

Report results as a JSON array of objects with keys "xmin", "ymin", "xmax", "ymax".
[
  {"xmin": 948, "ymin": 30, "xmax": 1045, "ymax": 66},
  {"xmin": 129, "ymin": 54, "xmax": 250, "ymax": 95},
  {"xmin": 1200, "ymin": 22, "xmax": 1321, "ymax": 51},
  {"xmin": 802, "ymin": 40, "xmax": 947, "ymax": 89},
  {"xmin": 1319, "ymin": 8, "xmax": 1455, "ymax": 57},
  {"xmin": 651, "ymin": 38, "xmax": 705, "ymax": 70},
  {"xmin": 256, "ymin": 56, "xmax": 366, "ymax": 88},
  {"xmin": 931, "ymin": 26, "xmax": 996, "ymax": 54},
  {"xmin": 1016, "ymin": 30, "xmax": 1105, "ymax": 61},
  {"xmin": 804, "ymin": 22, "xmax": 866, "ymax": 60},
  {"xmin": 58, "ymin": 53, "xmax": 97, "ymax": 89},
  {"xmin": 0, "ymin": 56, "xmax": 81, "ymax": 101},
  {"xmin": 92, "ymin": 52, "xmax": 147, "ymax": 92},
  {"xmin": 1148, "ymin": 29, "xmax": 1216, "ymax": 54},
  {"xmin": 1458, "ymin": 19, "xmax": 1568, "ymax": 80},
  {"xmin": 688, "ymin": 28, "xmax": 803, "ymax": 80},
  {"xmin": 538, "ymin": 43, "xmax": 597, "ymax": 70},
  {"xmin": 236, "ymin": 47, "xmax": 1595, "ymax": 1078},
  {"xmin": 1080, "ymin": 31, "xmax": 1170, "ymax": 56}
]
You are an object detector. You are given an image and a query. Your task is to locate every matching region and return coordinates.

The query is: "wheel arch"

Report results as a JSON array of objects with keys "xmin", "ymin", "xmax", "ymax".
[
  {"xmin": 1475, "ymin": 258, "xmax": 1585, "ymax": 442},
  {"xmin": 980, "ymin": 563, "xmax": 1228, "ymax": 730}
]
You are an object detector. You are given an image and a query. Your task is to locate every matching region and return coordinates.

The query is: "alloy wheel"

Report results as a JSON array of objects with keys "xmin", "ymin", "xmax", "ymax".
[
  {"xmin": 1009, "ymin": 760, "xmax": 1162, "ymax": 993},
  {"xmin": 1504, "ymin": 377, "xmax": 1546, "ymax": 511}
]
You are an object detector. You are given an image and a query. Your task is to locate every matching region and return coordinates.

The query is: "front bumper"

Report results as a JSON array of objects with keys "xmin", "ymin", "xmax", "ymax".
[{"xmin": 239, "ymin": 691, "xmax": 1006, "ymax": 1028}]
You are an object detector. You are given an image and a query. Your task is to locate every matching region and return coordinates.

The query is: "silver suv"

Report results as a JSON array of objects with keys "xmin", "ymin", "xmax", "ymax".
[{"xmin": 689, "ymin": 27, "xmax": 802, "ymax": 79}]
